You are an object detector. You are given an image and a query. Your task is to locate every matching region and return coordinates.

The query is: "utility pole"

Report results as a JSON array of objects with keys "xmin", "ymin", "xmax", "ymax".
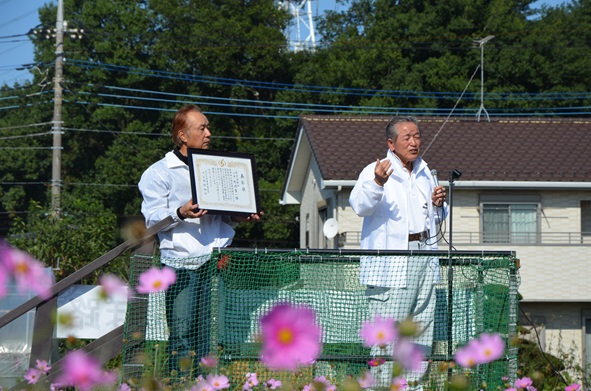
[{"xmin": 51, "ymin": 0, "xmax": 64, "ymax": 217}]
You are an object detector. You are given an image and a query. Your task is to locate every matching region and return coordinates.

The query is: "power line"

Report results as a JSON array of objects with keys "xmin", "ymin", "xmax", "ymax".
[
  {"xmin": 0, "ymin": 122, "xmax": 51, "ymax": 131},
  {"xmin": 69, "ymin": 100, "xmax": 301, "ymax": 119},
  {"xmin": 68, "ymin": 59, "xmax": 591, "ymax": 101},
  {"xmin": 0, "ymin": 146, "xmax": 54, "ymax": 150},
  {"xmin": 0, "ymin": 180, "xmax": 282, "ymax": 192},
  {"xmin": 0, "ymin": 181, "xmax": 48, "ymax": 185},
  {"xmin": 0, "ymin": 8, "xmax": 38, "ymax": 28},
  {"xmin": 93, "ymin": 85, "xmax": 474, "ymax": 112},
  {"xmin": 61, "ymin": 127, "xmax": 294, "ymax": 141},
  {"xmin": 0, "ymin": 131, "xmax": 50, "ymax": 140}
]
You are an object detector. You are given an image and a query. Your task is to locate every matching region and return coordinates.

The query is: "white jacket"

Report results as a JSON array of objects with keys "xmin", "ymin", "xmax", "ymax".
[
  {"xmin": 138, "ymin": 151, "xmax": 236, "ymax": 268},
  {"xmin": 349, "ymin": 150, "xmax": 448, "ymax": 288}
]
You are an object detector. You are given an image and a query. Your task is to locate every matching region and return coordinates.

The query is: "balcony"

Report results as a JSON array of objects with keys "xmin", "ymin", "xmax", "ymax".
[{"xmin": 339, "ymin": 231, "xmax": 591, "ymax": 247}]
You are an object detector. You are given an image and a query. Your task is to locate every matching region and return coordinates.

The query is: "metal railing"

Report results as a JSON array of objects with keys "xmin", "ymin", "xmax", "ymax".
[
  {"xmin": 0, "ymin": 217, "xmax": 173, "ymax": 390},
  {"xmin": 339, "ymin": 231, "xmax": 591, "ymax": 246}
]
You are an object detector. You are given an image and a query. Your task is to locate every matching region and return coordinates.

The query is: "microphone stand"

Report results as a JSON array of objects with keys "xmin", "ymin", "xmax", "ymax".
[{"xmin": 446, "ymin": 169, "xmax": 461, "ymax": 379}]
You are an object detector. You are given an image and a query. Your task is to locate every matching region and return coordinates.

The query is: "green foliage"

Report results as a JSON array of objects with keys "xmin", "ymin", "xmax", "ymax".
[
  {"xmin": 515, "ymin": 326, "xmax": 573, "ymax": 391},
  {"xmin": 8, "ymin": 196, "xmax": 123, "ymax": 282},
  {"xmin": 2, "ymin": 0, "xmax": 591, "ymax": 278}
]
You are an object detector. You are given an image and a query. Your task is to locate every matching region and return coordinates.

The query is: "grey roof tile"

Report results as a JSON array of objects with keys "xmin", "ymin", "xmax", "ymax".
[{"xmin": 298, "ymin": 116, "xmax": 591, "ymax": 182}]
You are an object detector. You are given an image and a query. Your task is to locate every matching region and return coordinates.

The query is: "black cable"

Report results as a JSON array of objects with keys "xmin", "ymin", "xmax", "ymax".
[{"xmin": 518, "ymin": 305, "xmax": 569, "ymax": 387}]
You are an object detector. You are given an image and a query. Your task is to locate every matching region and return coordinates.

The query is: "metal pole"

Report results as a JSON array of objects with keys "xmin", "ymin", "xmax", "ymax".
[
  {"xmin": 475, "ymin": 35, "xmax": 494, "ymax": 122},
  {"xmin": 51, "ymin": 0, "xmax": 64, "ymax": 217},
  {"xmin": 480, "ymin": 43, "xmax": 484, "ymax": 107},
  {"xmin": 447, "ymin": 172, "xmax": 454, "ymax": 377}
]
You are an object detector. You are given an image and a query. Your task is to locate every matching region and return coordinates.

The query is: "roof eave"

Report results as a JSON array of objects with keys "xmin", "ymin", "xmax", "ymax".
[
  {"xmin": 448, "ymin": 181, "xmax": 591, "ymax": 189},
  {"xmin": 319, "ymin": 180, "xmax": 591, "ymax": 190},
  {"xmin": 280, "ymin": 123, "xmax": 311, "ymax": 205}
]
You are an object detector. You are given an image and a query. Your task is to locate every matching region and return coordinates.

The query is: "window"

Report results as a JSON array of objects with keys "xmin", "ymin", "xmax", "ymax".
[{"xmin": 482, "ymin": 203, "xmax": 539, "ymax": 244}]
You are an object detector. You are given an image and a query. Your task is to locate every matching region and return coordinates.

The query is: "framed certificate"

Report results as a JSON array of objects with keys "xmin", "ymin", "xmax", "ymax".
[{"xmin": 187, "ymin": 149, "xmax": 261, "ymax": 216}]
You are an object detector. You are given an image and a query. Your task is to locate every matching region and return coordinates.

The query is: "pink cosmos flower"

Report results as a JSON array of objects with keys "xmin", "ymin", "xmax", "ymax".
[
  {"xmin": 260, "ymin": 303, "xmax": 322, "ymax": 371},
  {"xmin": 359, "ymin": 315, "xmax": 398, "ymax": 348},
  {"xmin": 136, "ymin": 266, "xmax": 176, "ymax": 294},
  {"xmin": 36, "ymin": 359, "xmax": 51, "ymax": 374},
  {"xmin": 119, "ymin": 383, "xmax": 132, "ymax": 391},
  {"xmin": 367, "ymin": 357, "xmax": 386, "ymax": 367},
  {"xmin": 314, "ymin": 376, "xmax": 336, "ymax": 391},
  {"xmin": 477, "ymin": 333, "xmax": 505, "ymax": 363},
  {"xmin": 56, "ymin": 350, "xmax": 116, "ymax": 391},
  {"xmin": 265, "ymin": 378, "xmax": 282, "ymax": 390},
  {"xmin": 357, "ymin": 371, "xmax": 376, "ymax": 389},
  {"xmin": 0, "ymin": 263, "xmax": 8, "ymax": 298},
  {"xmin": 206, "ymin": 374, "xmax": 230, "ymax": 390},
  {"xmin": 515, "ymin": 377, "xmax": 533, "ymax": 389},
  {"xmin": 393, "ymin": 338, "xmax": 424, "ymax": 371},
  {"xmin": 504, "ymin": 388, "xmax": 517, "ymax": 391},
  {"xmin": 303, "ymin": 377, "xmax": 336, "ymax": 391},
  {"xmin": 50, "ymin": 382, "xmax": 66, "ymax": 390},
  {"xmin": 200, "ymin": 355, "xmax": 218, "ymax": 369},
  {"xmin": 566, "ymin": 384, "xmax": 581, "ymax": 391},
  {"xmin": 454, "ymin": 340, "xmax": 480, "ymax": 368},
  {"xmin": 391, "ymin": 376, "xmax": 408, "ymax": 391},
  {"xmin": 99, "ymin": 274, "xmax": 129, "ymax": 299},
  {"xmin": 1, "ymin": 244, "xmax": 52, "ymax": 299},
  {"xmin": 192, "ymin": 380, "xmax": 214, "ymax": 391},
  {"xmin": 243, "ymin": 372, "xmax": 259, "ymax": 390},
  {"xmin": 24, "ymin": 368, "xmax": 42, "ymax": 384}
]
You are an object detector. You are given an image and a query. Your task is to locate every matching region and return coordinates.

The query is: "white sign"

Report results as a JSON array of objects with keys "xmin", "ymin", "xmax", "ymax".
[{"xmin": 56, "ymin": 286, "xmax": 128, "ymax": 339}]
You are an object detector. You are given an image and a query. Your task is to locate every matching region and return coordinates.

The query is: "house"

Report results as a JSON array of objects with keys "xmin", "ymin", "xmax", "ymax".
[{"xmin": 281, "ymin": 115, "xmax": 591, "ymax": 369}]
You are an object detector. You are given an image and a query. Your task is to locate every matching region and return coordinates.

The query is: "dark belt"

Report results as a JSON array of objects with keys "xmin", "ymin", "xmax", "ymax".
[{"xmin": 408, "ymin": 230, "xmax": 428, "ymax": 242}]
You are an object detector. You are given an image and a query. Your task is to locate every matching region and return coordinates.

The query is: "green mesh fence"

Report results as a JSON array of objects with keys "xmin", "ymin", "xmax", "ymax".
[{"xmin": 122, "ymin": 249, "xmax": 519, "ymax": 390}]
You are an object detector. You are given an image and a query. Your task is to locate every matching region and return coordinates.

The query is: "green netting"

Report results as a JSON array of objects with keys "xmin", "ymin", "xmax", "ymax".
[{"xmin": 122, "ymin": 250, "xmax": 519, "ymax": 390}]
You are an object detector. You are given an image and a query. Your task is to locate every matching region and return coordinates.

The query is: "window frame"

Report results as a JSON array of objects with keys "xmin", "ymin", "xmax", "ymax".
[{"xmin": 479, "ymin": 193, "xmax": 542, "ymax": 244}]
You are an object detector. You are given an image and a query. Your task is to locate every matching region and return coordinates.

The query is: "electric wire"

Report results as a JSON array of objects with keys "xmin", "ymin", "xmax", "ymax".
[
  {"xmin": 61, "ymin": 127, "xmax": 294, "ymax": 141},
  {"xmin": 66, "ymin": 60, "xmax": 591, "ymax": 102},
  {"xmin": 518, "ymin": 306, "xmax": 569, "ymax": 387},
  {"xmin": 0, "ymin": 131, "xmax": 50, "ymax": 140},
  {"xmin": 0, "ymin": 122, "xmax": 51, "ymax": 131},
  {"xmin": 422, "ymin": 64, "xmax": 480, "ymax": 156}
]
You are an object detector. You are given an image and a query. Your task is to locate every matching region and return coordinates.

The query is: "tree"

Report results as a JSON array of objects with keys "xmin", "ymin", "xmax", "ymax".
[
  {"xmin": 1, "ymin": 0, "xmax": 300, "ymax": 273},
  {"xmin": 9, "ymin": 196, "xmax": 121, "ymax": 282},
  {"xmin": 3, "ymin": 0, "xmax": 591, "ymax": 272}
]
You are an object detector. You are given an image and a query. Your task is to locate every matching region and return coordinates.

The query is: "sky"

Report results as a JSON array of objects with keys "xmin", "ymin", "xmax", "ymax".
[{"xmin": 0, "ymin": 0, "xmax": 571, "ymax": 88}]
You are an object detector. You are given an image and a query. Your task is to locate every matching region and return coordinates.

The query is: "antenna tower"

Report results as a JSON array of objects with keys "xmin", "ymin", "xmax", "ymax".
[{"xmin": 279, "ymin": 0, "xmax": 317, "ymax": 52}]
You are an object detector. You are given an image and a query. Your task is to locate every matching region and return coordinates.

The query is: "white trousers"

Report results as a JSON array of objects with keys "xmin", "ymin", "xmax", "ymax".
[{"xmin": 365, "ymin": 240, "xmax": 437, "ymax": 389}]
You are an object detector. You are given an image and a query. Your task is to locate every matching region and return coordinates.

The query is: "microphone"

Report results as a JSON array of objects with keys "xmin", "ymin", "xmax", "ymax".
[{"xmin": 431, "ymin": 169, "xmax": 439, "ymax": 187}]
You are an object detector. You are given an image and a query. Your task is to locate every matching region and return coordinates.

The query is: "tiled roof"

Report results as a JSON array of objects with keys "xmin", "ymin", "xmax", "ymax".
[{"xmin": 298, "ymin": 115, "xmax": 591, "ymax": 182}]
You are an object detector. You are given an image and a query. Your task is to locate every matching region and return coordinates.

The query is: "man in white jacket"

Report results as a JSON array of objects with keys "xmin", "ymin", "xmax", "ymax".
[
  {"xmin": 349, "ymin": 116, "xmax": 448, "ymax": 389},
  {"xmin": 139, "ymin": 105, "xmax": 261, "ymax": 375}
]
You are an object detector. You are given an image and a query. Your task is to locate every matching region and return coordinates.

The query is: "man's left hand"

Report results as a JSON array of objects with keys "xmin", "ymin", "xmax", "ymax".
[{"xmin": 431, "ymin": 185, "xmax": 446, "ymax": 207}]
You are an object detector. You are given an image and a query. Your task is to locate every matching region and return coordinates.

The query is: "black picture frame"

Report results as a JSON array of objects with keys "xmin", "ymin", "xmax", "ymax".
[{"xmin": 187, "ymin": 148, "xmax": 261, "ymax": 217}]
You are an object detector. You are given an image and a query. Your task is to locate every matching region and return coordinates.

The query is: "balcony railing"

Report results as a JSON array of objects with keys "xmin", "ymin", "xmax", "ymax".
[{"xmin": 339, "ymin": 231, "xmax": 591, "ymax": 246}]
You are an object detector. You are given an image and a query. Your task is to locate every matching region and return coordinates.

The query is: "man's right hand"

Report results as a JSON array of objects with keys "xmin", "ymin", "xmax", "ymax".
[
  {"xmin": 374, "ymin": 158, "xmax": 393, "ymax": 186},
  {"xmin": 179, "ymin": 200, "xmax": 208, "ymax": 219}
]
